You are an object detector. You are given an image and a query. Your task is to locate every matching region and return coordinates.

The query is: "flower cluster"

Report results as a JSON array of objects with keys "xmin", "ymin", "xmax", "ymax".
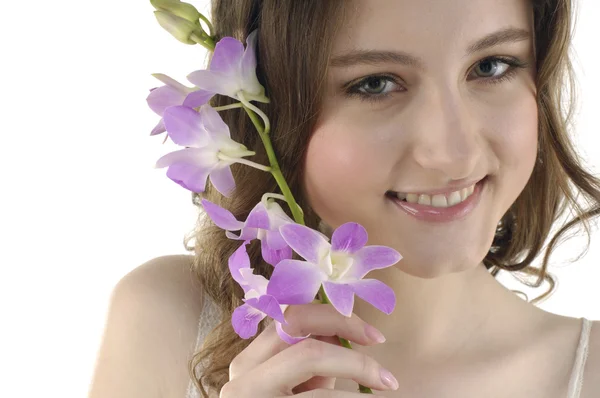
[{"xmin": 146, "ymin": 0, "xmax": 402, "ymax": 350}]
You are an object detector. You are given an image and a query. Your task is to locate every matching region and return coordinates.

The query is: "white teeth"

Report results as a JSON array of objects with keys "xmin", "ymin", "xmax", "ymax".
[
  {"xmin": 417, "ymin": 194, "xmax": 431, "ymax": 205},
  {"xmin": 447, "ymin": 191, "xmax": 462, "ymax": 206},
  {"xmin": 395, "ymin": 182, "xmax": 478, "ymax": 208},
  {"xmin": 431, "ymin": 194, "xmax": 448, "ymax": 207}
]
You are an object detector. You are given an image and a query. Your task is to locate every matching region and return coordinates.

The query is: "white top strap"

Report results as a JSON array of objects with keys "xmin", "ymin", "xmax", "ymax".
[
  {"xmin": 185, "ymin": 293, "xmax": 222, "ymax": 398},
  {"xmin": 567, "ymin": 317, "xmax": 593, "ymax": 398}
]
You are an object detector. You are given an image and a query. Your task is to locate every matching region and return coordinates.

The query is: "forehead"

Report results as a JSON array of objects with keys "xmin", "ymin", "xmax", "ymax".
[{"xmin": 333, "ymin": 0, "xmax": 534, "ymax": 62}]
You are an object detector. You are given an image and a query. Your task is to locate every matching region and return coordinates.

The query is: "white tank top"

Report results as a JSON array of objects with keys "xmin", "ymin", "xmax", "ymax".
[{"xmin": 184, "ymin": 296, "xmax": 593, "ymax": 398}]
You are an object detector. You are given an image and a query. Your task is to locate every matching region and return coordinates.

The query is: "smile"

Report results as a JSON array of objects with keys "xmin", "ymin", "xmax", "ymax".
[{"xmin": 387, "ymin": 177, "xmax": 487, "ymax": 223}]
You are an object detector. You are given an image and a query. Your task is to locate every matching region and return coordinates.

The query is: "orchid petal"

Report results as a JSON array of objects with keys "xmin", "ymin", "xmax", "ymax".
[
  {"xmin": 226, "ymin": 227, "xmax": 259, "ymax": 241},
  {"xmin": 182, "ymin": 89, "xmax": 214, "ymax": 109},
  {"xmin": 240, "ymin": 30, "xmax": 264, "ymax": 97},
  {"xmin": 146, "ymin": 84, "xmax": 187, "ymax": 116},
  {"xmin": 209, "ymin": 166, "xmax": 236, "ymax": 197},
  {"xmin": 155, "ymin": 147, "xmax": 217, "ymax": 169},
  {"xmin": 228, "ymin": 241, "xmax": 251, "ymax": 287},
  {"xmin": 163, "ymin": 106, "xmax": 209, "ymax": 147},
  {"xmin": 232, "ymin": 303, "xmax": 265, "ymax": 339},
  {"xmin": 199, "ymin": 105, "xmax": 232, "ymax": 140},
  {"xmin": 323, "ymin": 281, "xmax": 355, "ymax": 317},
  {"xmin": 347, "ymin": 246, "xmax": 402, "ymax": 280},
  {"xmin": 187, "ymin": 70, "xmax": 240, "ymax": 99},
  {"xmin": 349, "ymin": 279, "xmax": 396, "ymax": 315},
  {"xmin": 241, "ymin": 269, "xmax": 269, "ymax": 296},
  {"xmin": 201, "ymin": 199, "xmax": 244, "ymax": 231},
  {"xmin": 245, "ymin": 295, "xmax": 286, "ymax": 325},
  {"xmin": 245, "ymin": 203, "xmax": 270, "ymax": 230},
  {"xmin": 261, "ymin": 239, "xmax": 293, "ymax": 267},
  {"xmin": 267, "ymin": 259, "xmax": 324, "ymax": 305},
  {"xmin": 279, "ymin": 223, "xmax": 329, "ymax": 264},
  {"xmin": 265, "ymin": 229, "xmax": 289, "ymax": 251},
  {"xmin": 266, "ymin": 202, "xmax": 295, "ymax": 226},
  {"xmin": 150, "ymin": 118, "xmax": 166, "ymax": 136},
  {"xmin": 331, "ymin": 222, "xmax": 368, "ymax": 254},
  {"xmin": 210, "ymin": 37, "xmax": 244, "ymax": 75},
  {"xmin": 165, "ymin": 162, "xmax": 210, "ymax": 193},
  {"xmin": 276, "ymin": 320, "xmax": 310, "ymax": 345}
]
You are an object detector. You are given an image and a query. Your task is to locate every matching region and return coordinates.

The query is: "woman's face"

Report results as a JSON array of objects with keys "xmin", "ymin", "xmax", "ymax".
[{"xmin": 303, "ymin": 0, "xmax": 538, "ymax": 278}]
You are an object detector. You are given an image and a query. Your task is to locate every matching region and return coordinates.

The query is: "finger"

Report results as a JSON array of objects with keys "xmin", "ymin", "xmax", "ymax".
[
  {"xmin": 250, "ymin": 338, "xmax": 399, "ymax": 395},
  {"xmin": 230, "ymin": 303, "xmax": 385, "ymax": 378},
  {"xmin": 291, "ymin": 335, "xmax": 345, "ymax": 393}
]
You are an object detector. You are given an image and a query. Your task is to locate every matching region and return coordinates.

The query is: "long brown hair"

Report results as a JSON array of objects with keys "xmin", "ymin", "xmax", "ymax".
[{"xmin": 183, "ymin": 0, "xmax": 598, "ymax": 395}]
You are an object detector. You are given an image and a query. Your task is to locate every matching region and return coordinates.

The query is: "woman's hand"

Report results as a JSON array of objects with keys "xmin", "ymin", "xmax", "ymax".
[{"xmin": 220, "ymin": 303, "xmax": 399, "ymax": 397}]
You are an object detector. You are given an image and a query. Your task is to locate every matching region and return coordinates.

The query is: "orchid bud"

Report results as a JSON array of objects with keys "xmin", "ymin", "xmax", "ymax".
[
  {"xmin": 154, "ymin": 11, "xmax": 203, "ymax": 45},
  {"xmin": 150, "ymin": 0, "xmax": 201, "ymax": 24}
]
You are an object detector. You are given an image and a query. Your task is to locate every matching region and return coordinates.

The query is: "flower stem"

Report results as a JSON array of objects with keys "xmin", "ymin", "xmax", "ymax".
[
  {"xmin": 238, "ymin": 92, "xmax": 271, "ymax": 134},
  {"xmin": 241, "ymin": 105, "xmax": 304, "ymax": 224},
  {"xmin": 318, "ymin": 286, "xmax": 373, "ymax": 395},
  {"xmin": 243, "ymin": 103, "xmax": 373, "ymax": 395},
  {"xmin": 190, "ymin": 33, "xmax": 215, "ymax": 51},
  {"xmin": 213, "ymin": 103, "xmax": 243, "ymax": 111},
  {"xmin": 217, "ymin": 153, "xmax": 272, "ymax": 172},
  {"xmin": 197, "ymin": 13, "xmax": 214, "ymax": 37}
]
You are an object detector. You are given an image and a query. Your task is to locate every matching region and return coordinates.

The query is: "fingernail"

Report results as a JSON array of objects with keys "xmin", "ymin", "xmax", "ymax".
[
  {"xmin": 380, "ymin": 368, "xmax": 399, "ymax": 390},
  {"xmin": 365, "ymin": 324, "xmax": 386, "ymax": 343}
]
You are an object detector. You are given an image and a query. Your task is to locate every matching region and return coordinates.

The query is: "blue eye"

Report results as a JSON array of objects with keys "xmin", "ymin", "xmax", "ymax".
[{"xmin": 344, "ymin": 56, "xmax": 529, "ymax": 104}]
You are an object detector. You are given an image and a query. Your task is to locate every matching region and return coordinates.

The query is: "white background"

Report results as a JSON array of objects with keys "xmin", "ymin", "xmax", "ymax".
[{"xmin": 1, "ymin": 1, "xmax": 599, "ymax": 397}]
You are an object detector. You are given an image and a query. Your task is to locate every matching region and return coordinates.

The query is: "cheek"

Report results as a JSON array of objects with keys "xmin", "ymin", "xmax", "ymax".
[
  {"xmin": 303, "ymin": 125, "xmax": 387, "ymax": 224},
  {"xmin": 493, "ymin": 93, "xmax": 538, "ymax": 174}
]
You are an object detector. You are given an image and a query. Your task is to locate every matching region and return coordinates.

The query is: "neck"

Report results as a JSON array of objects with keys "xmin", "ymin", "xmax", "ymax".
[{"xmin": 352, "ymin": 263, "xmax": 545, "ymax": 361}]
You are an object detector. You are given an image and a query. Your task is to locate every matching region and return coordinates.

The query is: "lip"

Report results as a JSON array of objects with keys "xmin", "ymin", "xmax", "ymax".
[
  {"xmin": 391, "ymin": 177, "xmax": 484, "ymax": 196},
  {"xmin": 388, "ymin": 177, "xmax": 487, "ymax": 223}
]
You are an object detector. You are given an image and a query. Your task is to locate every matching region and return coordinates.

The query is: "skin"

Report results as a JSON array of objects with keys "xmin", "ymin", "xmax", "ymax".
[
  {"xmin": 303, "ymin": 0, "xmax": 594, "ymax": 395},
  {"xmin": 89, "ymin": 0, "xmax": 599, "ymax": 396}
]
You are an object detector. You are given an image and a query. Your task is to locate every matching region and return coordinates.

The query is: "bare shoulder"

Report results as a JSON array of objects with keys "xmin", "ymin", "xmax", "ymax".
[
  {"xmin": 88, "ymin": 255, "xmax": 205, "ymax": 398},
  {"xmin": 581, "ymin": 319, "xmax": 600, "ymax": 398}
]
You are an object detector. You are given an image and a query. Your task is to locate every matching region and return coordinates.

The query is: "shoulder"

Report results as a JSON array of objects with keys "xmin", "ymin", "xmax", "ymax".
[
  {"xmin": 581, "ymin": 319, "xmax": 600, "ymax": 398},
  {"xmin": 89, "ymin": 255, "xmax": 205, "ymax": 398}
]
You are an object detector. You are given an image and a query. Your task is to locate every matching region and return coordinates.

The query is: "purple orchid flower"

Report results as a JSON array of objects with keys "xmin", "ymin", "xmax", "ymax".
[
  {"xmin": 267, "ymin": 222, "xmax": 402, "ymax": 317},
  {"xmin": 187, "ymin": 30, "xmax": 269, "ymax": 103},
  {"xmin": 229, "ymin": 241, "xmax": 286, "ymax": 338},
  {"xmin": 146, "ymin": 73, "xmax": 213, "ymax": 136},
  {"xmin": 201, "ymin": 197, "xmax": 294, "ymax": 266},
  {"xmin": 229, "ymin": 241, "xmax": 309, "ymax": 344},
  {"xmin": 155, "ymin": 104, "xmax": 257, "ymax": 197}
]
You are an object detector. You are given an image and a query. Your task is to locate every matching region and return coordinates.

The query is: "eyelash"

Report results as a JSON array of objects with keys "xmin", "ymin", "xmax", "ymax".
[{"xmin": 344, "ymin": 56, "xmax": 530, "ymax": 104}]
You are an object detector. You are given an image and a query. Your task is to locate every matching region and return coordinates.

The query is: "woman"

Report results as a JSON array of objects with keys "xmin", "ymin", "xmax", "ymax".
[{"xmin": 89, "ymin": 0, "xmax": 599, "ymax": 397}]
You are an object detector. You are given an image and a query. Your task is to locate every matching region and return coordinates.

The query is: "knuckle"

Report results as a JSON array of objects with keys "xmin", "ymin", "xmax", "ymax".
[
  {"xmin": 359, "ymin": 352, "xmax": 370, "ymax": 375},
  {"xmin": 282, "ymin": 305, "xmax": 309, "ymax": 335},
  {"xmin": 295, "ymin": 338, "xmax": 326, "ymax": 361}
]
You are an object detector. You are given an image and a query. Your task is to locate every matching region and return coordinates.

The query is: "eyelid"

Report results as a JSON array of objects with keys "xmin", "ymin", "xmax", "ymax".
[{"xmin": 343, "ymin": 55, "xmax": 529, "ymax": 103}]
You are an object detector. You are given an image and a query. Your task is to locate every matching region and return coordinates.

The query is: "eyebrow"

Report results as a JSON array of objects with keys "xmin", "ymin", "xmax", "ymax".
[{"xmin": 329, "ymin": 27, "xmax": 531, "ymax": 69}]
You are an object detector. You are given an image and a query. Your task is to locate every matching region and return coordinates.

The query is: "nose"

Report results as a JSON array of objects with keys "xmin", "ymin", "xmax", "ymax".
[{"xmin": 410, "ymin": 86, "xmax": 482, "ymax": 180}]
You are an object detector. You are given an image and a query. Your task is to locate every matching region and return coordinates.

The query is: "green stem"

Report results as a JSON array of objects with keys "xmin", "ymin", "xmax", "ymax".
[
  {"xmin": 241, "ymin": 105, "xmax": 304, "ymax": 224},
  {"xmin": 190, "ymin": 32, "xmax": 214, "ymax": 51},
  {"xmin": 217, "ymin": 153, "xmax": 272, "ymax": 172},
  {"xmin": 197, "ymin": 13, "xmax": 214, "ymax": 37},
  {"xmin": 238, "ymin": 92, "xmax": 271, "ymax": 134},
  {"xmin": 212, "ymin": 103, "xmax": 243, "ymax": 111},
  {"xmin": 242, "ymin": 104, "xmax": 373, "ymax": 395}
]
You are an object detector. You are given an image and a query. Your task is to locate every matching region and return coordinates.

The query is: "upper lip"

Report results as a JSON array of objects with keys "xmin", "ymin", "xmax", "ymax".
[{"xmin": 390, "ymin": 176, "xmax": 486, "ymax": 196}]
